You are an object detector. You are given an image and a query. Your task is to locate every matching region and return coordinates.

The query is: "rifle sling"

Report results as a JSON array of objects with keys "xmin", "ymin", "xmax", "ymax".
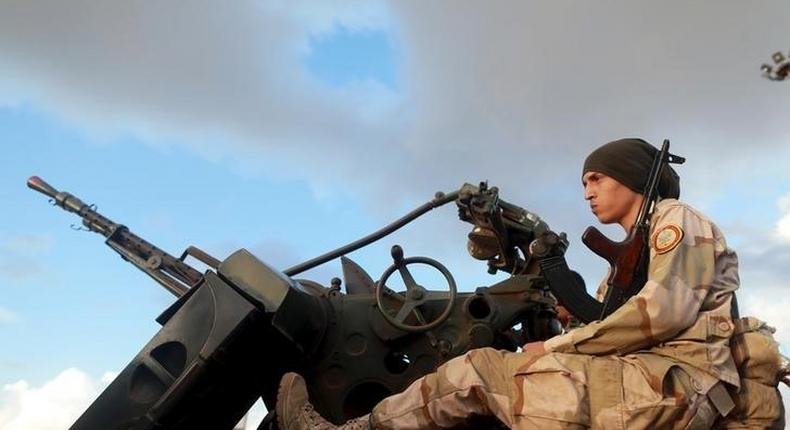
[{"xmin": 730, "ymin": 293, "xmax": 740, "ymax": 319}]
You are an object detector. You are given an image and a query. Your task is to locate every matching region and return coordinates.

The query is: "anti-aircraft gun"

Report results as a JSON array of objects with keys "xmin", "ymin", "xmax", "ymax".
[{"xmin": 29, "ymin": 177, "xmax": 573, "ymax": 430}]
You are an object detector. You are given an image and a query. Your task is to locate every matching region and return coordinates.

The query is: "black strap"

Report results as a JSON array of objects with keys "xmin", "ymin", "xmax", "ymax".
[{"xmin": 730, "ymin": 293, "xmax": 740, "ymax": 319}]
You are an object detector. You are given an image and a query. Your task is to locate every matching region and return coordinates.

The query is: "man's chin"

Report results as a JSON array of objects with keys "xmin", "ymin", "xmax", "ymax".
[{"xmin": 595, "ymin": 214, "xmax": 615, "ymax": 224}]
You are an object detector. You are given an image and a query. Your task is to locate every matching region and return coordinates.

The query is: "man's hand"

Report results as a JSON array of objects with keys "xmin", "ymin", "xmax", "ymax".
[
  {"xmin": 555, "ymin": 305, "xmax": 572, "ymax": 328},
  {"xmin": 522, "ymin": 341, "xmax": 546, "ymax": 356}
]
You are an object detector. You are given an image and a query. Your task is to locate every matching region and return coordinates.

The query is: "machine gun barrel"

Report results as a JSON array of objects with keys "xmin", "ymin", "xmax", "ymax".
[{"xmin": 27, "ymin": 176, "xmax": 204, "ymax": 297}]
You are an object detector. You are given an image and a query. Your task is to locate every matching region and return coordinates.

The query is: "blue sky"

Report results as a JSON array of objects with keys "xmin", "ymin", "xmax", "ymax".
[
  {"xmin": 306, "ymin": 26, "xmax": 398, "ymax": 89},
  {"xmin": 1, "ymin": 1, "xmax": 789, "ymax": 428}
]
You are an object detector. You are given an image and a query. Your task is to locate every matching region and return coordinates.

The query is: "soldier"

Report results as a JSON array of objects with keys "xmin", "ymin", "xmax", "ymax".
[{"xmin": 275, "ymin": 138, "xmax": 769, "ymax": 429}]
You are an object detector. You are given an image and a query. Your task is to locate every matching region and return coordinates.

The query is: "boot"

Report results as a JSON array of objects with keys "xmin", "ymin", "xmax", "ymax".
[{"xmin": 276, "ymin": 372, "xmax": 371, "ymax": 430}]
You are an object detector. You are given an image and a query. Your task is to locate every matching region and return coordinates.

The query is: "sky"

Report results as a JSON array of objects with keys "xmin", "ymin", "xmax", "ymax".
[{"xmin": 1, "ymin": 1, "xmax": 789, "ymax": 429}]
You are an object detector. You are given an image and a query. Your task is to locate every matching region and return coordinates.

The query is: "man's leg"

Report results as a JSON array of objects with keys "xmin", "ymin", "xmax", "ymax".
[
  {"xmin": 278, "ymin": 350, "xmax": 720, "ymax": 430},
  {"xmin": 372, "ymin": 347, "xmax": 515, "ymax": 430},
  {"xmin": 277, "ymin": 348, "xmax": 591, "ymax": 430}
]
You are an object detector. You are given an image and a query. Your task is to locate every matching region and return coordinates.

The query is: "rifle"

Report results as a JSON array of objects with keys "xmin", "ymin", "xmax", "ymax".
[
  {"xmin": 581, "ymin": 139, "xmax": 685, "ymax": 319},
  {"xmin": 26, "ymin": 176, "xmax": 218, "ymax": 297}
]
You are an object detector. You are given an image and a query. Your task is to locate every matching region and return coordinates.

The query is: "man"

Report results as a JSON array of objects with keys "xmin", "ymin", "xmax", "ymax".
[{"xmin": 276, "ymin": 138, "xmax": 743, "ymax": 429}]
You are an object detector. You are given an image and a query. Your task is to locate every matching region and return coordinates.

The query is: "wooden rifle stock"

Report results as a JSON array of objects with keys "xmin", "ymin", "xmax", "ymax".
[
  {"xmin": 582, "ymin": 224, "xmax": 649, "ymax": 318},
  {"xmin": 582, "ymin": 224, "xmax": 648, "ymax": 292}
]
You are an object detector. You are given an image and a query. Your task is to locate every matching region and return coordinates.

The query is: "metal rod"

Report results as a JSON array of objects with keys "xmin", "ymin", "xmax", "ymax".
[{"xmin": 284, "ymin": 190, "xmax": 459, "ymax": 276}]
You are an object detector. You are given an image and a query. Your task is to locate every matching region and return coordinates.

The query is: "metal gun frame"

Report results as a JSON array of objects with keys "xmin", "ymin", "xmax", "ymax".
[{"xmin": 30, "ymin": 177, "xmax": 565, "ymax": 429}]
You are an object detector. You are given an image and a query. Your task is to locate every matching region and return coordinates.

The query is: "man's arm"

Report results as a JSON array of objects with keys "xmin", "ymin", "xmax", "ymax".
[{"xmin": 544, "ymin": 203, "xmax": 716, "ymax": 355}]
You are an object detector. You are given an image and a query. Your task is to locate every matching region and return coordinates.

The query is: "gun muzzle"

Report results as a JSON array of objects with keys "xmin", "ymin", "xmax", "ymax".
[
  {"xmin": 28, "ymin": 176, "xmax": 89, "ymax": 215},
  {"xmin": 27, "ymin": 176, "xmax": 58, "ymax": 199}
]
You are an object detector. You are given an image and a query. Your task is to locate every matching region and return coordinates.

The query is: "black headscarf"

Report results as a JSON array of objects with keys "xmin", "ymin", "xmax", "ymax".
[{"xmin": 582, "ymin": 138, "xmax": 680, "ymax": 199}]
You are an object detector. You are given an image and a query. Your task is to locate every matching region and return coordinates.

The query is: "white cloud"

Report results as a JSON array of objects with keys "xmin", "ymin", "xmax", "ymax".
[
  {"xmin": 0, "ymin": 367, "xmax": 269, "ymax": 430},
  {"xmin": 0, "ymin": 0, "xmax": 404, "ymax": 199},
  {"xmin": 5, "ymin": 1, "xmax": 789, "ymax": 305},
  {"xmin": 1, "ymin": 0, "xmax": 786, "ymax": 275},
  {"xmin": 740, "ymin": 289, "xmax": 790, "ymax": 348},
  {"xmin": 722, "ymin": 197, "xmax": 790, "ymax": 356},
  {"xmin": 724, "ymin": 199, "xmax": 790, "ymax": 425},
  {"xmin": 1, "ymin": 1, "xmax": 789, "ymax": 213},
  {"xmin": 0, "ymin": 368, "xmax": 114, "ymax": 430},
  {"xmin": 776, "ymin": 194, "xmax": 790, "ymax": 242},
  {"xmin": 0, "ymin": 306, "xmax": 17, "ymax": 323},
  {"xmin": 99, "ymin": 371, "xmax": 119, "ymax": 385}
]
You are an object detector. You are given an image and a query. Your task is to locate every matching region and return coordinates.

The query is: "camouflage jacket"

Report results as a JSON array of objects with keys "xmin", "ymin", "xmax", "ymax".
[{"xmin": 544, "ymin": 198, "xmax": 740, "ymax": 388}]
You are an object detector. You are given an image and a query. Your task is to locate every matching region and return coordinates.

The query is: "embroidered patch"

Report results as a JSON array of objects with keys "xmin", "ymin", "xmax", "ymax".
[{"xmin": 653, "ymin": 224, "xmax": 684, "ymax": 254}]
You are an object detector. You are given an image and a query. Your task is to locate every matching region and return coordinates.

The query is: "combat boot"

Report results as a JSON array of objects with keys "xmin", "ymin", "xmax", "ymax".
[{"xmin": 276, "ymin": 372, "xmax": 371, "ymax": 430}]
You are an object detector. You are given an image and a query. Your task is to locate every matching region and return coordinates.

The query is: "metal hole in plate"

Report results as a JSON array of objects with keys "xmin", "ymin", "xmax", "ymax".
[
  {"xmin": 467, "ymin": 296, "xmax": 491, "ymax": 319},
  {"xmin": 343, "ymin": 382, "xmax": 392, "ymax": 420}
]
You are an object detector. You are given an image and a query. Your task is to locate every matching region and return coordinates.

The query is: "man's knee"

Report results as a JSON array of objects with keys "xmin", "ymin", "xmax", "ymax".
[{"xmin": 444, "ymin": 348, "xmax": 509, "ymax": 389}]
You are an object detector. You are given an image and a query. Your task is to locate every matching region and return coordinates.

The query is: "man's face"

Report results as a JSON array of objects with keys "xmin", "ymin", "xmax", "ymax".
[{"xmin": 582, "ymin": 171, "xmax": 643, "ymax": 226}]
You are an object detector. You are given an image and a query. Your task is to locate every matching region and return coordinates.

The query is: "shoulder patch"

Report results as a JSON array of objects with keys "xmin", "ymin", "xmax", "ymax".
[{"xmin": 652, "ymin": 224, "xmax": 684, "ymax": 254}]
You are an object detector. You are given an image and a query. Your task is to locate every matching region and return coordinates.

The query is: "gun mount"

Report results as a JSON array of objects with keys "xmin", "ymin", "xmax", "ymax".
[{"xmin": 30, "ymin": 177, "xmax": 572, "ymax": 429}]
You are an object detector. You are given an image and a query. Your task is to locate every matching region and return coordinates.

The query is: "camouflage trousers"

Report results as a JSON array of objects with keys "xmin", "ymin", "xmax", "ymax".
[{"xmin": 371, "ymin": 347, "xmax": 719, "ymax": 429}]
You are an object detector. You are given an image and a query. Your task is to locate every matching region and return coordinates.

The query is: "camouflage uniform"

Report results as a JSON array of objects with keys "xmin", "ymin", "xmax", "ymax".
[{"xmin": 370, "ymin": 198, "xmax": 740, "ymax": 429}]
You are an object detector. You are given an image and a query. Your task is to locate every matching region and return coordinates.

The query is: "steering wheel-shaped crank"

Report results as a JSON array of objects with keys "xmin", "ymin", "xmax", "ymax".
[{"xmin": 376, "ymin": 245, "xmax": 457, "ymax": 332}]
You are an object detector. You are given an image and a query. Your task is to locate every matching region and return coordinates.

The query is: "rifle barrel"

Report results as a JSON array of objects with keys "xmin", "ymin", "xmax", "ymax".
[{"xmin": 28, "ymin": 176, "xmax": 199, "ymax": 297}]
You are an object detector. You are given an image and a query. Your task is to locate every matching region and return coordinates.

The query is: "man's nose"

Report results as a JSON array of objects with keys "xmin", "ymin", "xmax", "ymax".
[{"xmin": 584, "ymin": 186, "xmax": 594, "ymax": 200}]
